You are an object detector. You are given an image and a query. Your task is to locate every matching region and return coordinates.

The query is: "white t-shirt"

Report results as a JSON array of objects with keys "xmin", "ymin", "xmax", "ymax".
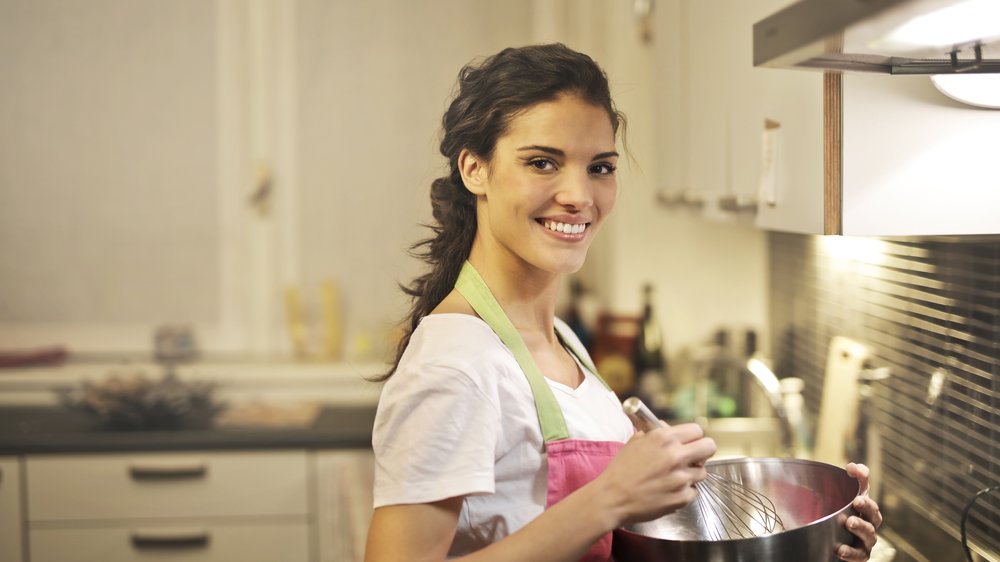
[{"xmin": 372, "ymin": 313, "xmax": 634, "ymax": 557}]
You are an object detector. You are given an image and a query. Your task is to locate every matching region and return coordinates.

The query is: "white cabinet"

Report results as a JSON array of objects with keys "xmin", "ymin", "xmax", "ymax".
[
  {"xmin": 0, "ymin": 457, "xmax": 24, "ymax": 562},
  {"xmin": 659, "ymin": 0, "xmax": 823, "ymax": 225},
  {"xmin": 10, "ymin": 449, "xmax": 374, "ymax": 562},
  {"xmin": 25, "ymin": 451, "xmax": 311, "ymax": 562}
]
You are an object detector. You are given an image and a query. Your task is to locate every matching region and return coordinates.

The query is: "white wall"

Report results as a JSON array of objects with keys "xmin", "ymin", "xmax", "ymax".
[{"xmin": 594, "ymin": 0, "xmax": 769, "ymax": 356}]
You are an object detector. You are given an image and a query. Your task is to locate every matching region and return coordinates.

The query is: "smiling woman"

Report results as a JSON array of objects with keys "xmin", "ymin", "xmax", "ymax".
[
  {"xmin": 362, "ymin": 43, "xmax": 881, "ymax": 562},
  {"xmin": 364, "ymin": 43, "xmax": 717, "ymax": 562}
]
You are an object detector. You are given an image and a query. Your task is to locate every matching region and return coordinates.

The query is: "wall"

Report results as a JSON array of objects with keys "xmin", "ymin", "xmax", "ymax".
[
  {"xmin": 769, "ymin": 232, "xmax": 999, "ymax": 560},
  {"xmin": 575, "ymin": 0, "xmax": 770, "ymax": 357},
  {"xmin": 0, "ymin": 0, "xmax": 534, "ymax": 357},
  {"xmin": 293, "ymin": 0, "xmax": 533, "ymax": 358}
]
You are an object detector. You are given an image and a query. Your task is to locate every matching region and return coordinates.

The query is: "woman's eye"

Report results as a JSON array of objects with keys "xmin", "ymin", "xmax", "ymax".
[
  {"xmin": 590, "ymin": 163, "xmax": 617, "ymax": 175},
  {"xmin": 528, "ymin": 159, "xmax": 555, "ymax": 171}
]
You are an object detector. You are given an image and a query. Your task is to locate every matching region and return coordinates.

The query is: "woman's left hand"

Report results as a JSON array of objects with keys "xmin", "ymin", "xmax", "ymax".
[{"xmin": 838, "ymin": 463, "xmax": 884, "ymax": 561}]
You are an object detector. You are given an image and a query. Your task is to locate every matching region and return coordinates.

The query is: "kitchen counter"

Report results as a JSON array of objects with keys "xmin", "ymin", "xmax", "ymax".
[{"xmin": 0, "ymin": 404, "xmax": 376, "ymax": 454}]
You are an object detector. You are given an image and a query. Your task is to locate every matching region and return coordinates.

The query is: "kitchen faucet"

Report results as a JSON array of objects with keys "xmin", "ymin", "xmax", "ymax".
[{"xmin": 694, "ymin": 352, "xmax": 797, "ymax": 458}]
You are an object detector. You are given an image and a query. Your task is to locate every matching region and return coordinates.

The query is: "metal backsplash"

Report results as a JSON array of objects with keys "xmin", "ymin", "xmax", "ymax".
[{"xmin": 768, "ymin": 233, "xmax": 999, "ymax": 560}]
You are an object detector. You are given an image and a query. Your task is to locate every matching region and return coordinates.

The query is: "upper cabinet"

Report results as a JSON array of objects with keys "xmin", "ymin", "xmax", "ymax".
[
  {"xmin": 658, "ymin": 0, "xmax": 1000, "ymax": 236},
  {"xmin": 659, "ymin": 0, "xmax": 826, "ymax": 227}
]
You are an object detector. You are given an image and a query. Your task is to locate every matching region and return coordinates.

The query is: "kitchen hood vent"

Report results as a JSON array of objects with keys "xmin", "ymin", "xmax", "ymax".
[{"xmin": 754, "ymin": 0, "xmax": 1000, "ymax": 74}]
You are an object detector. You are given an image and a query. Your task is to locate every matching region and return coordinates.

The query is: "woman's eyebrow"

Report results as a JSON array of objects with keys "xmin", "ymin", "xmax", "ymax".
[
  {"xmin": 516, "ymin": 145, "xmax": 619, "ymax": 161},
  {"xmin": 517, "ymin": 145, "xmax": 564, "ymax": 157}
]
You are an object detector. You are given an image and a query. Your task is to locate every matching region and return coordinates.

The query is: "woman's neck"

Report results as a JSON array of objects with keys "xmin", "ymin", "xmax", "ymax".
[{"xmin": 466, "ymin": 250, "xmax": 561, "ymax": 344}]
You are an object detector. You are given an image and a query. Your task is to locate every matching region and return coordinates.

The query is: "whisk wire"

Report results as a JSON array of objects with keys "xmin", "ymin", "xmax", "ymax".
[{"xmin": 694, "ymin": 472, "xmax": 786, "ymax": 539}]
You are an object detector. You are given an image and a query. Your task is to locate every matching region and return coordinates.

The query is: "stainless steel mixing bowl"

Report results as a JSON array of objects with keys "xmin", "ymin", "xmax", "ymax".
[{"xmin": 613, "ymin": 458, "xmax": 861, "ymax": 562}]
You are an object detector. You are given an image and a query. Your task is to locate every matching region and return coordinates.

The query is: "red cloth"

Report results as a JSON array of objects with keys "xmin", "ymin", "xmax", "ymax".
[{"xmin": 0, "ymin": 346, "xmax": 68, "ymax": 368}]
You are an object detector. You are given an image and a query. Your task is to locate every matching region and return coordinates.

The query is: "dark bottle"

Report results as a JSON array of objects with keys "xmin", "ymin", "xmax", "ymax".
[
  {"xmin": 564, "ymin": 278, "xmax": 592, "ymax": 352},
  {"xmin": 633, "ymin": 284, "xmax": 671, "ymax": 418}
]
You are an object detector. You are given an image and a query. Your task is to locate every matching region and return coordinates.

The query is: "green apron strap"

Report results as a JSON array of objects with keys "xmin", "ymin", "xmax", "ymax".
[{"xmin": 455, "ymin": 262, "xmax": 570, "ymax": 442}]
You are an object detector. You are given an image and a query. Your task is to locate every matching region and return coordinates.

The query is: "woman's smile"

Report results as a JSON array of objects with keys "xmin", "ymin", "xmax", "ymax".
[{"xmin": 537, "ymin": 218, "xmax": 590, "ymax": 240}]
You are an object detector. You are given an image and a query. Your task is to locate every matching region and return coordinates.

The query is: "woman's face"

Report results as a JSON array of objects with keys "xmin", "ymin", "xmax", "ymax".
[{"xmin": 466, "ymin": 93, "xmax": 618, "ymax": 276}]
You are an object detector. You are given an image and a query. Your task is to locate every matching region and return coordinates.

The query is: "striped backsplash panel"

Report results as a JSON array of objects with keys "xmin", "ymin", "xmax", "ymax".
[{"xmin": 768, "ymin": 233, "xmax": 999, "ymax": 559}]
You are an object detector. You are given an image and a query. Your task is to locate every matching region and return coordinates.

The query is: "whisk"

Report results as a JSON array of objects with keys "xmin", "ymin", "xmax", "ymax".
[{"xmin": 622, "ymin": 397, "xmax": 786, "ymax": 540}]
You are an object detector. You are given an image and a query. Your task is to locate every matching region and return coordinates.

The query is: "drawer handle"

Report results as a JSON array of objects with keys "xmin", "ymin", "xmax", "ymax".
[
  {"xmin": 130, "ymin": 529, "xmax": 211, "ymax": 549},
  {"xmin": 128, "ymin": 463, "xmax": 207, "ymax": 480}
]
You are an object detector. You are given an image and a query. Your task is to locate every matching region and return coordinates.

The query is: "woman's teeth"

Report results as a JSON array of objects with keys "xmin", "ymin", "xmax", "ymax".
[{"xmin": 543, "ymin": 220, "xmax": 586, "ymax": 235}]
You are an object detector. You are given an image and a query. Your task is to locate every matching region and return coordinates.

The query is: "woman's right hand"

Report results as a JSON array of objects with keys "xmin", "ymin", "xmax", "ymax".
[{"xmin": 596, "ymin": 422, "xmax": 717, "ymax": 526}]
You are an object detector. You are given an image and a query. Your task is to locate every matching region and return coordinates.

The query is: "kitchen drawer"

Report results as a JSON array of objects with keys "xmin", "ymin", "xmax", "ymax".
[
  {"xmin": 26, "ymin": 451, "xmax": 308, "ymax": 521},
  {"xmin": 30, "ymin": 523, "xmax": 309, "ymax": 562}
]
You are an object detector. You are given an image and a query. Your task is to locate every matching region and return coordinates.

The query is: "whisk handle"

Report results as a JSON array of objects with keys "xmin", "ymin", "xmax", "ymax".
[{"xmin": 623, "ymin": 397, "xmax": 663, "ymax": 432}]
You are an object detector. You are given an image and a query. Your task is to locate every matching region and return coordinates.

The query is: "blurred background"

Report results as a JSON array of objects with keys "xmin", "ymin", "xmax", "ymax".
[{"xmin": 0, "ymin": 1, "xmax": 998, "ymax": 561}]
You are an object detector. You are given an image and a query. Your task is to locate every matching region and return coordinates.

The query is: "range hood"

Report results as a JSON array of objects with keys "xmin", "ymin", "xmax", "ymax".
[{"xmin": 754, "ymin": 0, "xmax": 1000, "ymax": 74}]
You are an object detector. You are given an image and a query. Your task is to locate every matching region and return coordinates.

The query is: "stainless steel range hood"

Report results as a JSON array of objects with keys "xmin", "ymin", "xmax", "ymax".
[{"xmin": 754, "ymin": 0, "xmax": 1000, "ymax": 74}]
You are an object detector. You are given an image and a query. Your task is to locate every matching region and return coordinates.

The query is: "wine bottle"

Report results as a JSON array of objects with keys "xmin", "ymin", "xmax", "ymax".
[
  {"xmin": 565, "ymin": 278, "xmax": 592, "ymax": 352},
  {"xmin": 633, "ymin": 284, "xmax": 671, "ymax": 418}
]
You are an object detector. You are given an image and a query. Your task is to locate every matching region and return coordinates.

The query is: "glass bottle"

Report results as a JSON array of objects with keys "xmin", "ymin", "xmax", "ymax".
[
  {"xmin": 633, "ymin": 284, "xmax": 671, "ymax": 418},
  {"xmin": 564, "ymin": 278, "xmax": 592, "ymax": 352}
]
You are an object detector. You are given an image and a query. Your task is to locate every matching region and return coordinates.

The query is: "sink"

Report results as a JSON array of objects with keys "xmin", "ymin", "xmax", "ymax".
[{"xmin": 702, "ymin": 417, "xmax": 784, "ymax": 458}]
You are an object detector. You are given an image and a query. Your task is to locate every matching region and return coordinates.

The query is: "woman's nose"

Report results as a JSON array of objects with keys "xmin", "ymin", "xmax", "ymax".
[{"xmin": 554, "ymin": 171, "xmax": 594, "ymax": 209}]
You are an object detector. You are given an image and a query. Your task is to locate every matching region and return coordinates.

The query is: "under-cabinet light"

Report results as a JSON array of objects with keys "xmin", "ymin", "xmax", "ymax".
[
  {"xmin": 930, "ymin": 74, "xmax": 1000, "ymax": 108},
  {"xmin": 875, "ymin": 0, "xmax": 1000, "ymax": 51}
]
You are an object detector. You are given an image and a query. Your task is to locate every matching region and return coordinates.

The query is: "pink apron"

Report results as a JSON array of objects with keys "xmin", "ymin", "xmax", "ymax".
[{"xmin": 456, "ymin": 262, "xmax": 624, "ymax": 562}]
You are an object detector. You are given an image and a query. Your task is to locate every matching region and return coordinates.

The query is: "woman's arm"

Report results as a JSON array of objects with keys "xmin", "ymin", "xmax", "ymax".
[
  {"xmin": 365, "ymin": 423, "xmax": 716, "ymax": 562},
  {"xmin": 365, "ymin": 499, "xmax": 463, "ymax": 562}
]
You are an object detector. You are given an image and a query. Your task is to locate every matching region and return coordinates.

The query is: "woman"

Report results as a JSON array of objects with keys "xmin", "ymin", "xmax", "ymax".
[{"xmin": 365, "ymin": 43, "xmax": 882, "ymax": 562}]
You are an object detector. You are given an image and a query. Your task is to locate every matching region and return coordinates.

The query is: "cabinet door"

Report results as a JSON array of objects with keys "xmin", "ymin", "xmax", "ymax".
[
  {"xmin": 680, "ymin": 0, "xmax": 824, "ymax": 229},
  {"xmin": 314, "ymin": 450, "xmax": 374, "ymax": 562},
  {"xmin": 30, "ymin": 524, "xmax": 309, "ymax": 562},
  {"xmin": 685, "ymin": 0, "xmax": 732, "ymax": 202},
  {"xmin": 0, "ymin": 457, "xmax": 24, "ymax": 562},
  {"xmin": 729, "ymin": 0, "xmax": 825, "ymax": 234}
]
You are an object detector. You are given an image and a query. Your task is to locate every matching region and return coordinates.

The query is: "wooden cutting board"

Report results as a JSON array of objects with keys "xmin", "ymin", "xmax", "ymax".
[{"xmin": 813, "ymin": 336, "xmax": 869, "ymax": 467}]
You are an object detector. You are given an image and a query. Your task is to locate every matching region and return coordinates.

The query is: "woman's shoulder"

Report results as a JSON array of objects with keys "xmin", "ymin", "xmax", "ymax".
[
  {"xmin": 431, "ymin": 289, "xmax": 476, "ymax": 315},
  {"xmin": 396, "ymin": 313, "xmax": 513, "ymax": 380}
]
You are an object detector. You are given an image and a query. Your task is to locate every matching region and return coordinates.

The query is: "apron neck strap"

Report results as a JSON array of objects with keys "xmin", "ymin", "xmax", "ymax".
[{"xmin": 455, "ymin": 262, "xmax": 570, "ymax": 442}]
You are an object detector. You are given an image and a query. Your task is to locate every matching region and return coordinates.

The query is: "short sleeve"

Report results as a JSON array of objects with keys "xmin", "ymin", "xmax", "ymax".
[{"xmin": 372, "ymin": 361, "xmax": 502, "ymax": 508}]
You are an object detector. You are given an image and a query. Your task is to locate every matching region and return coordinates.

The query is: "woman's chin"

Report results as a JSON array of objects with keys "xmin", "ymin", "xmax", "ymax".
[{"xmin": 534, "ymin": 253, "xmax": 589, "ymax": 276}]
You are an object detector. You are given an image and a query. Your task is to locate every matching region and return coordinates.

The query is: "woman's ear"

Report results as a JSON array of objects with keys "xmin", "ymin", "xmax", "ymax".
[{"xmin": 458, "ymin": 148, "xmax": 487, "ymax": 196}]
